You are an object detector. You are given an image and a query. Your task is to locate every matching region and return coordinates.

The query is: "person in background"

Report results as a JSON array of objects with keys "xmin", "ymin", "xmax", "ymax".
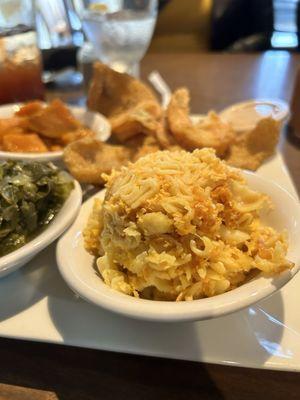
[{"xmin": 211, "ymin": 0, "xmax": 274, "ymax": 51}]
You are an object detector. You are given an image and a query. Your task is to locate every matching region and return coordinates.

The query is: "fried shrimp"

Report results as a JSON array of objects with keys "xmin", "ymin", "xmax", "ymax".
[
  {"xmin": 131, "ymin": 135, "xmax": 161, "ymax": 162},
  {"xmin": 166, "ymin": 88, "xmax": 234, "ymax": 155},
  {"xmin": 109, "ymin": 101, "xmax": 163, "ymax": 142}
]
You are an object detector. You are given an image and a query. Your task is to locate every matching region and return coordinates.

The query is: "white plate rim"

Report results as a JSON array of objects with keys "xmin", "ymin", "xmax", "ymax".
[
  {"xmin": 56, "ymin": 171, "xmax": 300, "ymax": 322},
  {"xmin": 0, "ymin": 103, "xmax": 111, "ymax": 161}
]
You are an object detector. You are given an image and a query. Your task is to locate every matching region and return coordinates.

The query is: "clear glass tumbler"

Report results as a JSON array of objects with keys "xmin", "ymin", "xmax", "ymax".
[
  {"xmin": 0, "ymin": 0, "xmax": 44, "ymax": 104},
  {"xmin": 81, "ymin": 0, "xmax": 158, "ymax": 77}
]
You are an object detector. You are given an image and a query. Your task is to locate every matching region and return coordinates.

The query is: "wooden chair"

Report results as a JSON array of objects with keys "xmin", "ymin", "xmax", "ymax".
[{"xmin": 149, "ymin": 0, "xmax": 212, "ymax": 52}]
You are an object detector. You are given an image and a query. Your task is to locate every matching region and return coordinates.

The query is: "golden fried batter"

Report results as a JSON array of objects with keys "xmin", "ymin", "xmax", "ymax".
[
  {"xmin": 109, "ymin": 101, "xmax": 163, "ymax": 142},
  {"xmin": 166, "ymin": 88, "xmax": 234, "ymax": 155},
  {"xmin": 63, "ymin": 138, "xmax": 132, "ymax": 185},
  {"xmin": 15, "ymin": 101, "xmax": 43, "ymax": 117},
  {"xmin": 131, "ymin": 135, "xmax": 161, "ymax": 162},
  {"xmin": 150, "ymin": 115, "xmax": 180, "ymax": 149},
  {"xmin": 226, "ymin": 117, "xmax": 280, "ymax": 170},
  {"xmin": 87, "ymin": 62, "xmax": 163, "ymax": 141},
  {"xmin": 88, "ymin": 62, "xmax": 158, "ymax": 116}
]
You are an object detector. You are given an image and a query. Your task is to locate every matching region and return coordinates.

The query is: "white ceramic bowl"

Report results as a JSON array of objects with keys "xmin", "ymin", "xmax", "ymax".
[
  {"xmin": 0, "ymin": 103, "xmax": 110, "ymax": 162},
  {"xmin": 219, "ymin": 99, "xmax": 290, "ymax": 133},
  {"xmin": 56, "ymin": 172, "xmax": 300, "ymax": 322},
  {"xmin": 0, "ymin": 179, "xmax": 82, "ymax": 278}
]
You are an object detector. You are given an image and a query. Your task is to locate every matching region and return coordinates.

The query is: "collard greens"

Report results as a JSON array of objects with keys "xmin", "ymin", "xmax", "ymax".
[{"xmin": 0, "ymin": 161, "xmax": 74, "ymax": 256}]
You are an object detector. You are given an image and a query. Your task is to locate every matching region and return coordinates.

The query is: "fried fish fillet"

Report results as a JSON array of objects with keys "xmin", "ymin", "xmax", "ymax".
[
  {"xmin": 63, "ymin": 138, "xmax": 132, "ymax": 185},
  {"xmin": 63, "ymin": 134, "xmax": 164, "ymax": 185},
  {"xmin": 131, "ymin": 135, "xmax": 161, "ymax": 162},
  {"xmin": 109, "ymin": 100, "xmax": 163, "ymax": 142},
  {"xmin": 226, "ymin": 117, "xmax": 280, "ymax": 171},
  {"xmin": 88, "ymin": 62, "xmax": 158, "ymax": 116},
  {"xmin": 166, "ymin": 88, "xmax": 234, "ymax": 155},
  {"xmin": 87, "ymin": 62, "xmax": 163, "ymax": 141}
]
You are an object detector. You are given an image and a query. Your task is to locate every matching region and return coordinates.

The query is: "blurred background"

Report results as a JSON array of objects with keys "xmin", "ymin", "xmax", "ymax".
[
  {"xmin": 37, "ymin": 0, "xmax": 300, "ymax": 77},
  {"xmin": 1, "ymin": 0, "xmax": 300, "ymax": 99},
  {"xmin": 31, "ymin": 0, "xmax": 300, "ymax": 52},
  {"xmin": 33, "ymin": 0, "xmax": 300, "ymax": 53}
]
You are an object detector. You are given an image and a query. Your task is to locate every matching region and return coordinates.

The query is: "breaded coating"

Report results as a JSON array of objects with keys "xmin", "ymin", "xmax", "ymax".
[
  {"xmin": 109, "ymin": 101, "xmax": 162, "ymax": 142},
  {"xmin": 131, "ymin": 135, "xmax": 161, "ymax": 162},
  {"xmin": 166, "ymin": 88, "xmax": 234, "ymax": 155},
  {"xmin": 63, "ymin": 134, "xmax": 164, "ymax": 185},
  {"xmin": 63, "ymin": 138, "xmax": 132, "ymax": 185},
  {"xmin": 87, "ymin": 62, "xmax": 163, "ymax": 141},
  {"xmin": 226, "ymin": 117, "xmax": 280, "ymax": 170}
]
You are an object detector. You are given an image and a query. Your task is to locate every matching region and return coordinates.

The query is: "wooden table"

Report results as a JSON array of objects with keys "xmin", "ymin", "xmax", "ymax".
[{"xmin": 1, "ymin": 52, "xmax": 300, "ymax": 400}]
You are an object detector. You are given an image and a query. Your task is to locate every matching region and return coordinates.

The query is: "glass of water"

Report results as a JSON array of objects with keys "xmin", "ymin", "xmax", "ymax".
[{"xmin": 81, "ymin": 0, "xmax": 158, "ymax": 77}]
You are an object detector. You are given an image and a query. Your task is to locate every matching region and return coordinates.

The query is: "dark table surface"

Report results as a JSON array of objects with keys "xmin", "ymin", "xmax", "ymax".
[{"xmin": 1, "ymin": 51, "xmax": 300, "ymax": 400}]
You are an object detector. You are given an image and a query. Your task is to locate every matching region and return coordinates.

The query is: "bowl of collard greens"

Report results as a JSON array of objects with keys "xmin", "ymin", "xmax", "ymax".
[{"xmin": 0, "ymin": 161, "xmax": 82, "ymax": 277}]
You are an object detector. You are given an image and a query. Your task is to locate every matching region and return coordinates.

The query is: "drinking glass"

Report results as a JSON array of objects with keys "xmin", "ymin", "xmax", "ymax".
[
  {"xmin": 0, "ymin": 0, "xmax": 44, "ymax": 104},
  {"xmin": 81, "ymin": 0, "xmax": 158, "ymax": 76}
]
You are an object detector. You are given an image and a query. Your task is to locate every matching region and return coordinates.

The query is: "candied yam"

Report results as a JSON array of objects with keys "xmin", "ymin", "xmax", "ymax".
[
  {"xmin": 2, "ymin": 133, "xmax": 48, "ymax": 153},
  {"xmin": 0, "ymin": 117, "xmax": 28, "ymax": 136},
  {"xmin": 87, "ymin": 62, "xmax": 159, "ymax": 117},
  {"xmin": 15, "ymin": 101, "xmax": 43, "ymax": 117},
  {"xmin": 50, "ymin": 144, "xmax": 63, "ymax": 152},
  {"xmin": 226, "ymin": 118, "xmax": 280, "ymax": 170},
  {"xmin": 87, "ymin": 62, "xmax": 162, "ymax": 141},
  {"xmin": 109, "ymin": 101, "xmax": 163, "ymax": 142},
  {"xmin": 28, "ymin": 99, "xmax": 81, "ymax": 138}
]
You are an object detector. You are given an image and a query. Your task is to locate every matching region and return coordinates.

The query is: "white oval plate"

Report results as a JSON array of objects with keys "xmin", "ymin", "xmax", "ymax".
[
  {"xmin": 57, "ymin": 171, "xmax": 300, "ymax": 322},
  {"xmin": 0, "ymin": 179, "xmax": 82, "ymax": 278},
  {"xmin": 0, "ymin": 103, "xmax": 111, "ymax": 162}
]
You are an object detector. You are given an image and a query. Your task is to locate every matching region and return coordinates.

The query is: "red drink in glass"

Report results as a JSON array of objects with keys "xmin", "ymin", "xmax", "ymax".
[{"xmin": 0, "ymin": 26, "xmax": 44, "ymax": 104}]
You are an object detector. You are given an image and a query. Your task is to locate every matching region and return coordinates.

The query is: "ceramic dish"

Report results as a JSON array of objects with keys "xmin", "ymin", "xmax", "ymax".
[
  {"xmin": 0, "ymin": 103, "xmax": 111, "ymax": 162},
  {"xmin": 0, "ymin": 179, "xmax": 82, "ymax": 278},
  {"xmin": 219, "ymin": 99, "xmax": 290, "ymax": 133},
  {"xmin": 0, "ymin": 146, "xmax": 299, "ymax": 372},
  {"xmin": 56, "ymin": 171, "xmax": 300, "ymax": 322}
]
